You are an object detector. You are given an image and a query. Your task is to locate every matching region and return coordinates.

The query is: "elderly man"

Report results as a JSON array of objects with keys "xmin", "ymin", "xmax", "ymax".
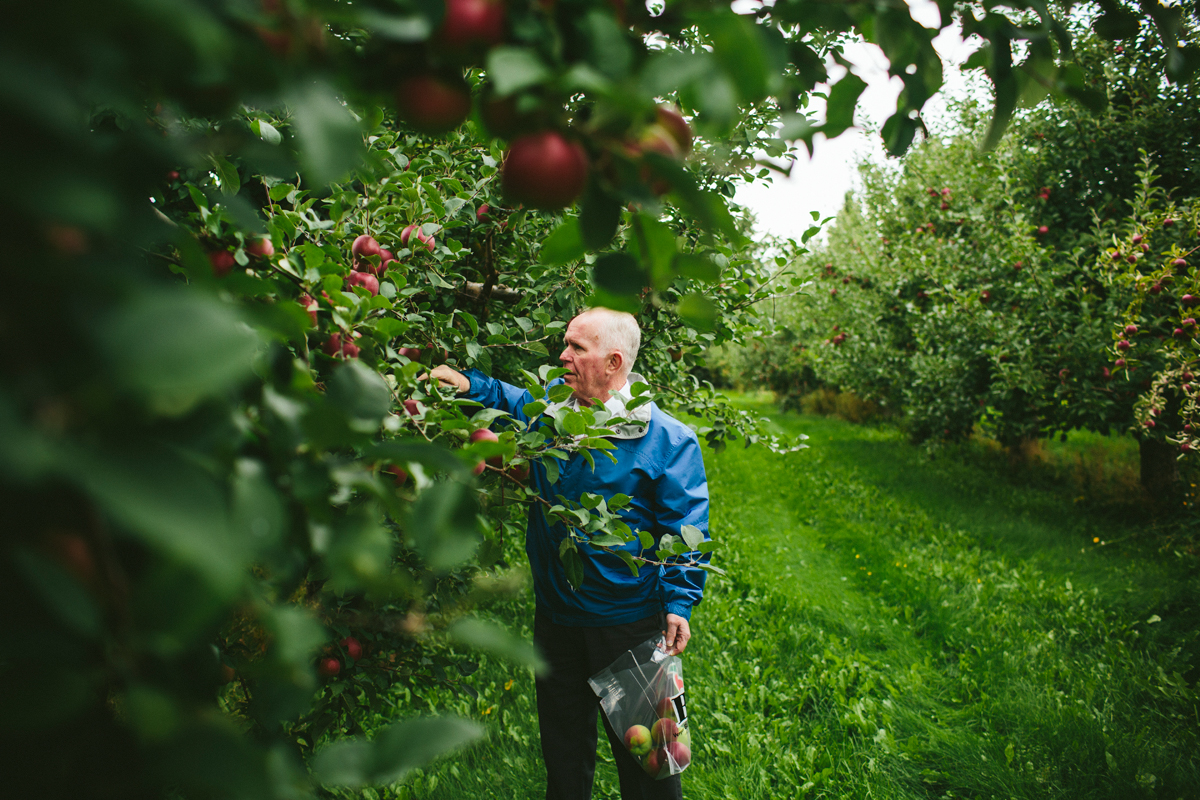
[{"xmin": 429, "ymin": 307, "xmax": 709, "ymax": 800}]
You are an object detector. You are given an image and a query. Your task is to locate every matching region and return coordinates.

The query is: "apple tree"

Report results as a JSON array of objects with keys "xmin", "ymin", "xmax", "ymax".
[
  {"xmin": 0, "ymin": 0, "xmax": 1180, "ymax": 797},
  {"xmin": 1102, "ymin": 159, "xmax": 1200, "ymax": 493}
]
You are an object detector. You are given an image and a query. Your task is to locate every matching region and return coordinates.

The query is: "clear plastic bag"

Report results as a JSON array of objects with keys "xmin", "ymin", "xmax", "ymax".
[{"xmin": 588, "ymin": 634, "xmax": 692, "ymax": 780}]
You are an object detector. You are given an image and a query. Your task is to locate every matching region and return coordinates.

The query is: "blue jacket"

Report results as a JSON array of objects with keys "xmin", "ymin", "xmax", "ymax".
[{"xmin": 462, "ymin": 369, "xmax": 710, "ymax": 627}]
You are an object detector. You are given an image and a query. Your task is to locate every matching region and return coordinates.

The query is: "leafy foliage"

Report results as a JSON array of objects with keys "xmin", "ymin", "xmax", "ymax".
[{"xmin": 2, "ymin": 0, "xmax": 1190, "ymax": 797}]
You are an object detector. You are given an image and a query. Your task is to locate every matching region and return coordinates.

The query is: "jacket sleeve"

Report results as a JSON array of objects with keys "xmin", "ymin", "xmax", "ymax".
[
  {"xmin": 654, "ymin": 432, "xmax": 711, "ymax": 620},
  {"xmin": 460, "ymin": 368, "xmax": 535, "ymax": 423}
]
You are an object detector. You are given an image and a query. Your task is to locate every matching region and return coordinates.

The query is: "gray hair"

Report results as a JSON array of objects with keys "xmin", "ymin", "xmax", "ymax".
[{"xmin": 580, "ymin": 307, "xmax": 640, "ymax": 377}]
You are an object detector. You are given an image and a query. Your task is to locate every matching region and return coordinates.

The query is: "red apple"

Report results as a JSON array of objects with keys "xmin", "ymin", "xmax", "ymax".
[
  {"xmin": 940, "ymin": 202, "xmax": 949, "ymax": 210},
  {"xmin": 403, "ymin": 398, "xmax": 423, "ymax": 417},
  {"xmin": 166, "ymin": 170, "xmax": 180, "ymax": 181},
  {"xmin": 247, "ymin": 236, "xmax": 275, "ymax": 258},
  {"xmin": 502, "ymin": 131, "xmax": 589, "ymax": 210},
  {"xmin": 1115, "ymin": 358, "xmax": 1127, "ymax": 368},
  {"xmin": 1124, "ymin": 324, "xmax": 1138, "ymax": 336},
  {"xmin": 471, "ymin": 427, "xmax": 502, "ymax": 467},
  {"xmin": 665, "ymin": 740, "xmax": 691, "ymax": 769},
  {"xmin": 651, "ymin": 717, "xmax": 678, "ymax": 745},
  {"xmin": 624, "ymin": 724, "xmax": 652, "ymax": 757},
  {"xmin": 643, "ymin": 748, "xmax": 667, "ymax": 778},
  {"xmin": 1116, "ymin": 339, "xmax": 1132, "ymax": 351},
  {"xmin": 369, "ymin": 248, "xmax": 396, "ymax": 276},
  {"xmin": 300, "ymin": 293, "xmax": 319, "ymax": 325},
  {"xmin": 476, "ymin": 203, "xmax": 490, "ymax": 222},
  {"xmin": 507, "ymin": 462, "xmax": 530, "ymax": 484},
  {"xmin": 1132, "ymin": 233, "xmax": 1143, "ymax": 244},
  {"xmin": 44, "ymin": 531, "xmax": 97, "ymax": 588},
  {"xmin": 352, "ymin": 234, "xmax": 381, "ymax": 265},
  {"xmin": 1183, "ymin": 294, "xmax": 1199, "ymax": 307},
  {"xmin": 347, "ymin": 270, "xmax": 380, "ymax": 296},
  {"xmin": 395, "ymin": 74, "xmax": 471, "ymax": 134},
  {"xmin": 340, "ymin": 636, "xmax": 363, "ymax": 661},
  {"xmin": 208, "ymin": 249, "xmax": 236, "ymax": 277},
  {"xmin": 387, "ymin": 465, "xmax": 409, "ymax": 486},
  {"xmin": 655, "ymin": 105, "xmax": 693, "ymax": 154},
  {"xmin": 439, "ymin": 0, "xmax": 506, "ymax": 52},
  {"xmin": 1037, "ymin": 225, "xmax": 1049, "ymax": 235},
  {"xmin": 317, "ymin": 657, "xmax": 341, "ymax": 677},
  {"xmin": 398, "ymin": 347, "xmax": 422, "ymax": 361},
  {"xmin": 401, "ymin": 224, "xmax": 418, "ymax": 247},
  {"xmin": 323, "ymin": 333, "xmax": 360, "ymax": 359}
]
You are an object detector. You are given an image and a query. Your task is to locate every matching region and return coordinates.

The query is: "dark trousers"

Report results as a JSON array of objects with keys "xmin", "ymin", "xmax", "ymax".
[{"xmin": 534, "ymin": 609, "xmax": 684, "ymax": 800}]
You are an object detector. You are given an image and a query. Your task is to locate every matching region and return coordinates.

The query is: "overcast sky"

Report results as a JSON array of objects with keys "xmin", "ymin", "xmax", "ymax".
[{"xmin": 732, "ymin": 0, "xmax": 984, "ymax": 243}]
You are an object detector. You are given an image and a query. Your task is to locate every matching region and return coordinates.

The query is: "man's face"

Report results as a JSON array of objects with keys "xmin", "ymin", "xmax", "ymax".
[{"xmin": 559, "ymin": 313, "xmax": 617, "ymax": 403}]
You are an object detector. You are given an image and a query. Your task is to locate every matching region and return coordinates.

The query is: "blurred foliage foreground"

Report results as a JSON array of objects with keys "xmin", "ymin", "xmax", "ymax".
[{"xmin": 1, "ymin": 0, "xmax": 1192, "ymax": 798}]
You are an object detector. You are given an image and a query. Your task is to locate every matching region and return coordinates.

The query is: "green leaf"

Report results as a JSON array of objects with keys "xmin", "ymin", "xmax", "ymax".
[
  {"xmin": 448, "ymin": 618, "xmax": 548, "ymax": 675},
  {"xmin": 560, "ymin": 540, "xmax": 584, "ymax": 590},
  {"xmin": 680, "ymin": 524, "xmax": 705, "ymax": 551},
  {"xmin": 13, "ymin": 548, "xmax": 102, "ymax": 638},
  {"xmin": 313, "ymin": 717, "xmax": 483, "ymax": 787},
  {"xmin": 562, "ymin": 411, "xmax": 587, "ymax": 437},
  {"xmin": 824, "ymin": 73, "xmax": 867, "ymax": 138},
  {"xmin": 548, "ymin": 384, "xmax": 575, "ymax": 403},
  {"xmin": 327, "ymin": 361, "xmax": 391, "ymax": 430},
  {"xmin": 486, "ymin": 46, "xmax": 551, "ymax": 96},
  {"xmin": 102, "ymin": 289, "xmax": 259, "ymax": 416},
  {"xmin": 289, "ymin": 81, "xmax": 366, "ymax": 186},
  {"xmin": 638, "ymin": 530, "xmax": 655, "ymax": 550},
  {"xmin": 408, "ymin": 481, "xmax": 481, "ymax": 571},
  {"xmin": 677, "ymin": 293, "xmax": 719, "ymax": 331},
  {"xmin": 581, "ymin": 9, "xmax": 633, "ymax": 80},
  {"xmin": 707, "ymin": 11, "xmax": 771, "ymax": 103},
  {"xmin": 251, "ymin": 119, "xmax": 282, "ymax": 145},
  {"xmin": 592, "ymin": 252, "xmax": 647, "ymax": 296},
  {"xmin": 209, "ymin": 154, "xmax": 241, "ymax": 196},
  {"xmin": 542, "ymin": 455, "xmax": 561, "ymax": 484},
  {"xmin": 608, "ymin": 493, "xmax": 631, "ymax": 508},
  {"xmin": 673, "ymin": 252, "xmax": 721, "ymax": 282},
  {"xmin": 616, "ymin": 550, "xmax": 641, "ymax": 577},
  {"xmin": 540, "ymin": 218, "xmax": 587, "ymax": 265},
  {"xmin": 580, "ymin": 181, "xmax": 622, "ymax": 250},
  {"xmin": 1092, "ymin": 12, "xmax": 1140, "ymax": 41},
  {"xmin": 71, "ymin": 446, "xmax": 245, "ymax": 597}
]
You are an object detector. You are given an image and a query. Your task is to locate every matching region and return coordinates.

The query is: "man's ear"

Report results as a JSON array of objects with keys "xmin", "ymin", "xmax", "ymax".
[{"xmin": 607, "ymin": 351, "xmax": 624, "ymax": 375}]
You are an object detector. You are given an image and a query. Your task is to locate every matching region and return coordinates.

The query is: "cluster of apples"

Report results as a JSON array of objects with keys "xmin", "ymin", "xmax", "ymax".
[
  {"xmin": 622, "ymin": 674, "xmax": 691, "ymax": 779},
  {"xmin": 207, "ymin": 235, "xmax": 275, "ymax": 277},
  {"xmin": 391, "ymin": 0, "xmax": 693, "ymax": 210},
  {"xmin": 317, "ymin": 636, "xmax": 365, "ymax": 679}
]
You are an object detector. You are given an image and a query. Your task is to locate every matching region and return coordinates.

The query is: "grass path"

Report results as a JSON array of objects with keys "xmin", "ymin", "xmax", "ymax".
[{"xmin": 403, "ymin": 401, "xmax": 1199, "ymax": 800}]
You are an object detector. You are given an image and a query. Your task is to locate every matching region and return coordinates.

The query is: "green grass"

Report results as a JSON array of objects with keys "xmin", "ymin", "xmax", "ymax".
[{"xmin": 372, "ymin": 399, "xmax": 1200, "ymax": 800}]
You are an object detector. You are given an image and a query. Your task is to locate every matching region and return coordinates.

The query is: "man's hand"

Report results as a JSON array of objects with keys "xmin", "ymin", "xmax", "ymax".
[
  {"xmin": 424, "ymin": 364, "xmax": 470, "ymax": 394},
  {"xmin": 663, "ymin": 613, "xmax": 691, "ymax": 656}
]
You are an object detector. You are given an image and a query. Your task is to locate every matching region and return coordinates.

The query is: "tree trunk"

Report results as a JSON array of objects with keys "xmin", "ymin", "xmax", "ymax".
[{"xmin": 1139, "ymin": 437, "xmax": 1179, "ymax": 499}]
